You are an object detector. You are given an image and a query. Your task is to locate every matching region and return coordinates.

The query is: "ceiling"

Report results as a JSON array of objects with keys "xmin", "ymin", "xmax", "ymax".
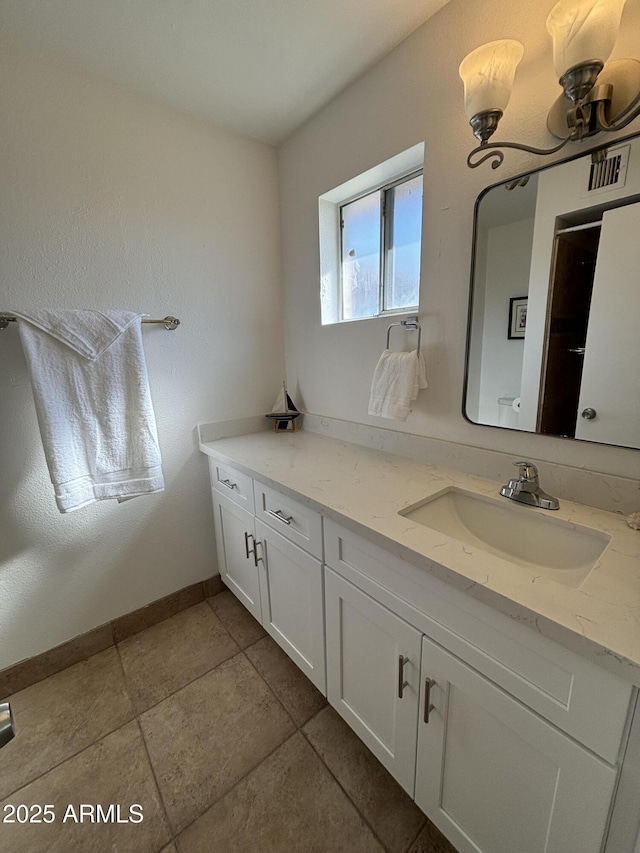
[{"xmin": 0, "ymin": 0, "xmax": 449, "ymax": 145}]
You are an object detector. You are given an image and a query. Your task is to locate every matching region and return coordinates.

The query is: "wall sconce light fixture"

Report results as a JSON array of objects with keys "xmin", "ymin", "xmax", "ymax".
[{"xmin": 460, "ymin": 0, "xmax": 640, "ymax": 168}]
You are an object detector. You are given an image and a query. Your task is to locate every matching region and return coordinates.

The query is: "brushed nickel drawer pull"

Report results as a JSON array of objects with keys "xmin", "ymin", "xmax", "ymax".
[
  {"xmin": 268, "ymin": 509, "xmax": 293, "ymax": 525},
  {"xmin": 424, "ymin": 678, "xmax": 436, "ymax": 723},
  {"xmin": 220, "ymin": 478, "xmax": 238, "ymax": 490},
  {"xmin": 398, "ymin": 655, "xmax": 409, "ymax": 699},
  {"xmin": 244, "ymin": 531, "xmax": 255, "ymax": 560}
]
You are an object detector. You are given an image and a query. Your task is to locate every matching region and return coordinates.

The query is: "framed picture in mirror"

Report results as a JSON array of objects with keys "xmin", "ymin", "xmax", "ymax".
[{"xmin": 508, "ymin": 297, "xmax": 527, "ymax": 339}]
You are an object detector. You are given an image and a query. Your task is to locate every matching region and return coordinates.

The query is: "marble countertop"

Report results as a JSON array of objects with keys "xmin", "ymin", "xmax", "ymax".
[{"xmin": 200, "ymin": 428, "xmax": 640, "ymax": 685}]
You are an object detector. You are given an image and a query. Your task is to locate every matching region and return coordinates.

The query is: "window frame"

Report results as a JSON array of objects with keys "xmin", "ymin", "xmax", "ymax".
[{"xmin": 338, "ymin": 168, "xmax": 423, "ymax": 322}]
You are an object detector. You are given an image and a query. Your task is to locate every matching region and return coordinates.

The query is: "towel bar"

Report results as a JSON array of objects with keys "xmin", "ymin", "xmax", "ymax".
[
  {"xmin": 0, "ymin": 315, "xmax": 180, "ymax": 331},
  {"xmin": 386, "ymin": 317, "xmax": 421, "ymax": 355}
]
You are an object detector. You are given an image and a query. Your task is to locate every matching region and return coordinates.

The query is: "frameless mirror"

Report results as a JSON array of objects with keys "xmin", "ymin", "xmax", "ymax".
[{"xmin": 464, "ymin": 132, "xmax": 640, "ymax": 450}]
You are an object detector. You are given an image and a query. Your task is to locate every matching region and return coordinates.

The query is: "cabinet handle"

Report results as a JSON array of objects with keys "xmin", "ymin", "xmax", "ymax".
[
  {"xmin": 220, "ymin": 478, "xmax": 238, "ymax": 490},
  {"xmin": 254, "ymin": 539, "xmax": 264, "ymax": 567},
  {"xmin": 244, "ymin": 531, "xmax": 255, "ymax": 560},
  {"xmin": 398, "ymin": 655, "xmax": 409, "ymax": 699},
  {"xmin": 267, "ymin": 509, "xmax": 293, "ymax": 526},
  {"xmin": 424, "ymin": 678, "xmax": 436, "ymax": 723}
]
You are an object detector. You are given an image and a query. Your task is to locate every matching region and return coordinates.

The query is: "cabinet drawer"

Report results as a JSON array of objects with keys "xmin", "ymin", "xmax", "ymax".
[
  {"xmin": 210, "ymin": 458, "xmax": 255, "ymax": 514},
  {"xmin": 325, "ymin": 519, "xmax": 633, "ymax": 764},
  {"xmin": 254, "ymin": 482, "xmax": 323, "ymax": 559}
]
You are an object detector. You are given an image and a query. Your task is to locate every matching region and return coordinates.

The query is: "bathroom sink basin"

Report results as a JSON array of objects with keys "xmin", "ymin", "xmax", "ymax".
[{"xmin": 399, "ymin": 488, "xmax": 610, "ymax": 587}]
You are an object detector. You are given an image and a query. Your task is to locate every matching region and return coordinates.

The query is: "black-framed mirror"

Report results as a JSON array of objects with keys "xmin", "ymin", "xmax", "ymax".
[{"xmin": 463, "ymin": 131, "xmax": 640, "ymax": 451}]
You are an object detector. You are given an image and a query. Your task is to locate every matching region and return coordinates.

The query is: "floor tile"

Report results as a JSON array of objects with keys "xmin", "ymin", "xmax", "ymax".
[
  {"xmin": 207, "ymin": 590, "xmax": 266, "ymax": 648},
  {"xmin": 0, "ymin": 648, "xmax": 133, "ymax": 801},
  {"xmin": 140, "ymin": 653, "xmax": 295, "ymax": 834},
  {"xmin": 118, "ymin": 602, "xmax": 239, "ymax": 712},
  {"xmin": 160, "ymin": 845, "xmax": 178, "ymax": 853},
  {"xmin": 304, "ymin": 706, "xmax": 426, "ymax": 853},
  {"xmin": 0, "ymin": 721, "xmax": 170, "ymax": 853},
  {"xmin": 408, "ymin": 820, "xmax": 459, "ymax": 853},
  {"xmin": 176, "ymin": 732, "xmax": 385, "ymax": 853},
  {"xmin": 245, "ymin": 635, "xmax": 326, "ymax": 726}
]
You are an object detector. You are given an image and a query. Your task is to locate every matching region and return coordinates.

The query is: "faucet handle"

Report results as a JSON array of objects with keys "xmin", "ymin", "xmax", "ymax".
[{"xmin": 513, "ymin": 461, "xmax": 538, "ymax": 482}]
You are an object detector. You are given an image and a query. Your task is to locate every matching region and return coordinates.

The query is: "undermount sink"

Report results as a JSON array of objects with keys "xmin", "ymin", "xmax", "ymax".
[{"xmin": 399, "ymin": 487, "xmax": 610, "ymax": 587}]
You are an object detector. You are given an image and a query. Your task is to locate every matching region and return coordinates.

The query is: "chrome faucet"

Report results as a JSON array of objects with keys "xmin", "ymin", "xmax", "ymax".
[{"xmin": 500, "ymin": 461, "xmax": 559, "ymax": 510}]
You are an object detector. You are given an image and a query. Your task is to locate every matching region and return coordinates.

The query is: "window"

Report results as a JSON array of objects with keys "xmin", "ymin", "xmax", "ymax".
[
  {"xmin": 340, "ymin": 172, "xmax": 422, "ymax": 321},
  {"xmin": 318, "ymin": 143, "xmax": 425, "ymax": 325}
]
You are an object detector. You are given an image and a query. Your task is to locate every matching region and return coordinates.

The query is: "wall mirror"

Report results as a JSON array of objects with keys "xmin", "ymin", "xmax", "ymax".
[{"xmin": 464, "ymin": 132, "xmax": 640, "ymax": 451}]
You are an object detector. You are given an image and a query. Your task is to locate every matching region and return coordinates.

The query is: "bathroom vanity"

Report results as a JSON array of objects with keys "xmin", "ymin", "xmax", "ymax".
[{"xmin": 199, "ymin": 427, "xmax": 640, "ymax": 853}]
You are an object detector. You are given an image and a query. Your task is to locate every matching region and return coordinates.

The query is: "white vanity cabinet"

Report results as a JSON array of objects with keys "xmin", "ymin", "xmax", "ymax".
[
  {"xmin": 416, "ymin": 636, "xmax": 617, "ymax": 853},
  {"xmin": 325, "ymin": 567, "xmax": 422, "ymax": 794},
  {"xmin": 204, "ymin": 446, "xmax": 638, "ymax": 853},
  {"xmin": 255, "ymin": 518, "xmax": 325, "ymax": 691},
  {"xmin": 209, "ymin": 459, "xmax": 326, "ymax": 694},
  {"xmin": 211, "ymin": 493, "xmax": 262, "ymax": 621},
  {"xmin": 323, "ymin": 518, "xmax": 633, "ymax": 853}
]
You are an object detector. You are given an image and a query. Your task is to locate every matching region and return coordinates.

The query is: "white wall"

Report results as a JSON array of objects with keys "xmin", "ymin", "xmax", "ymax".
[
  {"xmin": 0, "ymin": 45, "xmax": 284, "ymax": 669},
  {"xmin": 475, "ymin": 218, "xmax": 533, "ymax": 424},
  {"xmin": 278, "ymin": 0, "xmax": 640, "ymax": 480}
]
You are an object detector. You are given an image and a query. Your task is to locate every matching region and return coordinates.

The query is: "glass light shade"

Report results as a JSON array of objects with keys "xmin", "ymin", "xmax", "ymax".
[
  {"xmin": 546, "ymin": 0, "xmax": 627, "ymax": 79},
  {"xmin": 459, "ymin": 40, "xmax": 525, "ymax": 121}
]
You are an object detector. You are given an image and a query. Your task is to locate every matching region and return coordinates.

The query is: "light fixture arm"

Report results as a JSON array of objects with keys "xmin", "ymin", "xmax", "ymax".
[
  {"xmin": 594, "ymin": 91, "xmax": 640, "ymax": 132},
  {"xmin": 467, "ymin": 135, "xmax": 573, "ymax": 169}
]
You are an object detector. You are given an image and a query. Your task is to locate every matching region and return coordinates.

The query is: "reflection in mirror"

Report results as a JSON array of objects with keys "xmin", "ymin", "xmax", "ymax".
[{"xmin": 464, "ymin": 133, "xmax": 640, "ymax": 450}]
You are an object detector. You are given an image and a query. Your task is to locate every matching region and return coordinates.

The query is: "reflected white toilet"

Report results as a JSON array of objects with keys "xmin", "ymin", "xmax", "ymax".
[{"xmin": 498, "ymin": 396, "xmax": 519, "ymax": 428}]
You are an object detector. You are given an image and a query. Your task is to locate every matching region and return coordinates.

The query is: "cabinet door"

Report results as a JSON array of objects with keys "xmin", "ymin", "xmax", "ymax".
[
  {"xmin": 416, "ymin": 636, "xmax": 617, "ymax": 853},
  {"xmin": 325, "ymin": 568, "xmax": 422, "ymax": 795},
  {"xmin": 255, "ymin": 519, "xmax": 326, "ymax": 694},
  {"xmin": 212, "ymin": 492, "xmax": 262, "ymax": 622}
]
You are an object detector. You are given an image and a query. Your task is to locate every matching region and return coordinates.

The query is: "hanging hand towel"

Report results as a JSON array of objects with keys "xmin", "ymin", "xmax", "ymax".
[
  {"xmin": 368, "ymin": 349, "xmax": 427, "ymax": 421},
  {"xmin": 15, "ymin": 309, "xmax": 164, "ymax": 513}
]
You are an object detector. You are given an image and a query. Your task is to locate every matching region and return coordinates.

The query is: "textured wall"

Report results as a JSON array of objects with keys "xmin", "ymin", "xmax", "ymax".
[
  {"xmin": 0, "ymin": 45, "xmax": 284, "ymax": 668},
  {"xmin": 278, "ymin": 0, "xmax": 640, "ymax": 480}
]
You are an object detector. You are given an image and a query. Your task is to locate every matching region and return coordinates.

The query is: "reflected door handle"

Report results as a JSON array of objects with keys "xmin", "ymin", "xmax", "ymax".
[{"xmin": 581, "ymin": 408, "xmax": 597, "ymax": 420}]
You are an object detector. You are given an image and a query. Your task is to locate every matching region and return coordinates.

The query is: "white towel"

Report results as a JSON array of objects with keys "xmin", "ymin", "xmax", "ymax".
[
  {"xmin": 15, "ymin": 309, "xmax": 164, "ymax": 513},
  {"xmin": 368, "ymin": 349, "xmax": 428, "ymax": 421}
]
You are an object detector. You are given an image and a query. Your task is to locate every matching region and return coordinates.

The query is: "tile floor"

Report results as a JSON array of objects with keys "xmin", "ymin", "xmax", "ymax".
[{"xmin": 0, "ymin": 589, "xmax": 458, "ymax": 853}]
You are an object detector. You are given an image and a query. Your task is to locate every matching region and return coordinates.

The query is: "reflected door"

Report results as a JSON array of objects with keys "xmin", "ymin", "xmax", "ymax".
[{"xmin": 575, "ymin": 202, "xmax": 640, "ymax": 447}]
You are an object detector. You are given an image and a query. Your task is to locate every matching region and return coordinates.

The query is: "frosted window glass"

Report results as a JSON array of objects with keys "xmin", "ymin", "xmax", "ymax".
[
  {"xmin": 341, "ymin": 192, "xmax": 381, "ymax": 320},
  {"xmin": 385, "ymin": 175, "xmax": 422, "ymax": 312}
]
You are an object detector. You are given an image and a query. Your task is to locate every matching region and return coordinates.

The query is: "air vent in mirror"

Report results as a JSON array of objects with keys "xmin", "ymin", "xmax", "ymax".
[{"xmin": 584, "ymin": 145, "xmax": 630, "ymax": 196}]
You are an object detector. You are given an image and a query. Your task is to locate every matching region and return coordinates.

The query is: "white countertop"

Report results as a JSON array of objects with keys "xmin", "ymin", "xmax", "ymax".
[{"xmin": 200, "ymin": 429, "xmax": 640, "ymax": 684}]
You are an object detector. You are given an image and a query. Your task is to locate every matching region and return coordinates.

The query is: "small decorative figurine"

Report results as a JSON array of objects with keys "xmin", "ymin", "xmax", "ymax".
[{"xmin": 265, "ymin": 381, "xmax": 301, "ymax": 432}]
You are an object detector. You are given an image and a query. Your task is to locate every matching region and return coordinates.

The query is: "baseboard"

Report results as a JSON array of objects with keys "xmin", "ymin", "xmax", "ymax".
[{"xmin": 0, "ymin": 574, "xmax": 225, "ymax": 699}]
